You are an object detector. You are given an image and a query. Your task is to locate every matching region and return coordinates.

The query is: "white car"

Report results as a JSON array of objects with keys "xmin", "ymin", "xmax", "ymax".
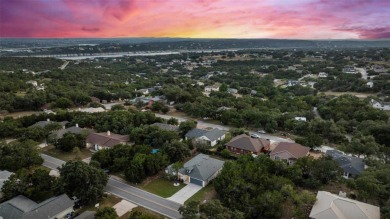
[
  {"xmin": 250, "ymin": 134, "xmax": 260, "ymax": 139},
  {"xmin": 257, "ymin": 130, "xmax": 266, "ymax": 134}
]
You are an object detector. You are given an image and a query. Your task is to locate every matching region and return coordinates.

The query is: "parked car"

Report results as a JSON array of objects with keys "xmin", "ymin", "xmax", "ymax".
[
  {"xmin": 250, "ymin": 133, "xmax": 260, "ymax": 138},
  {"xmin": 257, "ymin": 130, "xmax": 266, "ymax": 134}
]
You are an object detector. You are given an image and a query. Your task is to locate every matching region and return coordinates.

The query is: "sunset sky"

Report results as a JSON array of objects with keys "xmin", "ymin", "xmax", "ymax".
[{"xmin": 1, "ymin": 0, "xmax": 389, "ymax": 39}]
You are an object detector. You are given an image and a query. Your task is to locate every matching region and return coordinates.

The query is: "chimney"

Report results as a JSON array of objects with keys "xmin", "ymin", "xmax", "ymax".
[
  {"xmin": 107, "ymin": 131, "xmax": 111, "ymax": 136},
  {"xmin": 76, "ymin": 123, "xmax": 79, "ymax": 128},
  {"xmin": 47, "ymin": 118, "xmax": 50, "ymax": 122}
]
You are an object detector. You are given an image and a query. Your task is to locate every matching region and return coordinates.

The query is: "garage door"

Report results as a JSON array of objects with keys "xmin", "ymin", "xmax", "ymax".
[{"xmin": 190, "ymin": 177, "xmax": 203, "ymax": 186}]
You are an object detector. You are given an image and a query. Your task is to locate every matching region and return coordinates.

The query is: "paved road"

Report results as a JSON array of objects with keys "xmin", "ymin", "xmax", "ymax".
[
  {"xmin": 60, "ymin": 61, "xmax": 69, "ymax": 70},
  {"xmin": 155, "ymin": 113, "xmax": 294, "ymax": 143},
  {"xmin": 41, "ymin": 154, "xmax": 182, "ymax": 219}
]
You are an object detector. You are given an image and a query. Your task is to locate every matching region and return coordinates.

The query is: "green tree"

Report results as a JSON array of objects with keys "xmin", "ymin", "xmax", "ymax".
[
  {"xmin": 54, "ymin": 97, "xmax": 73, "ymax": 109},
  {"xmin": 0, "ymin": 140, "xmax": 43, "ymax": 171},
  {"xmin": 55, "ymin": 133, "xmax": 85, "ymax": 152},
  {"xmin": 178, "ymin": 120, "xmax": 197, "ymax": 138},
  {"xmin": 179, "ymin": 201, "xmax": 199, "ymax": 219},
  {"xmin": 219, "ymin": 83, "xmax": 228, "ymax": 92},
  {"xmin": 95, "ymin": 207, "xmax": 119, "ymax": 219},
  {"xmin": 167, "ymin": 118, "xmax": 179, "ymax": 125},
  {"xmin": 59, "ymin": 160, "xmax": 108, "ymax": 204}
]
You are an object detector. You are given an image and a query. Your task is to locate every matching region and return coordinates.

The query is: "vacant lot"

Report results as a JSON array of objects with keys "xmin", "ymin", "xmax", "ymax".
[
  {"xmin": 41, "ymin": 145, "xmax": 93, "ymax": 161},
  {"xmin": 139, "ymin": 177, "xmax": 186, "ymax": 198}
]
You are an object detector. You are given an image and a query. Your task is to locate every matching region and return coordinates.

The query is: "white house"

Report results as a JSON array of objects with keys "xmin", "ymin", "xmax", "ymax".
[
  {"xmin": 294, "ymin": 117, "xmax": 307, "ymax": 122},
  {"xmin": 371, "ymin": 99, "xmax": 390, "ymax": 111},
  {"xmin": 204, "ymin": 85, "xmax": 220, "ymax": 92},
  {"xmin": 185, "ymin": 128, "xmax": 225, "ymax": 147},
  {"xmin": 318, "ymin": 72, "xmax": 328, "ymax": 78}
]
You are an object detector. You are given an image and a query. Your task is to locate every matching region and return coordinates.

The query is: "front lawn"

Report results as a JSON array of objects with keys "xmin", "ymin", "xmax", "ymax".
[
  {"xmin": 41, "ymin": 145, "xmax": 92, "ymax": 161},
  {"xmin": 139, "ymin": 177, "xmax": 186, "ymax": 198},
  {"xmin": 185, "ymin": 184, "xmax": 216, "ymax": 204}
]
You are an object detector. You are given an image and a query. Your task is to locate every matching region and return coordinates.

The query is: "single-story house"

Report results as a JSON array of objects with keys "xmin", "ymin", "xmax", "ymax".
[
  {"xmin": 294, "ymin": 117, "xmax": 307, "ymax": 122},
  {"xmin": 371, "ymin": 99, "xmax": 390, "ymax": 111},
  {"xmin": 150, "ymin": 123, "xmax": 179, "ymax": 132},
  {"xmin": 270, "ymin": 142, "xmax": 310, "ymax": 165},
  {"xmin": 309, "ymin": 191, "xmax": 380, "ymax": 219},
  {"xmin": 165, "ymin": 154, "xmax": 224, "ymax": 187},
  {"xmin": 50, "ymin": 124, "xmax": 95, "ymax": 140},
  {"xmin": 86, "ymin": 131, "xmax": 129, "ymax": 151},
  {"xmin": 204, "ymin": 85, "xmax": 220, "ymax": 92},
  {"xmin": 225, "ymin": 134, "xmax": 270, "ymax": 155},
  {"xmin": 318, "ymin": 72, "xmax": 328, "ymax": 78},
  {"xmin": 326, "ymin": 150, "xmax": 366, "ymax": 179},
  {"xmin": 185, "ymin": 128, "xmax": 225, "ymax": 147},
  {"xmin": 0, "ymin": 194, "xmax": 75, "ymax": 219}
]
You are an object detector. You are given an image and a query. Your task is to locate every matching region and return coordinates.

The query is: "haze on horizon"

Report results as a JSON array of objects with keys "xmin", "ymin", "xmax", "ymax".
[{"xmin": 1, "ymin": 0, "xmax": 389, "ymax": 39}]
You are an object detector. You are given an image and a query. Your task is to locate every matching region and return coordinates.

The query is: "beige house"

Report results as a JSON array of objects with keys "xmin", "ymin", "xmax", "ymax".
[
  {"xmin": 270, "ymin": 142, "xmax": 310, "ymax": 165},
  {"xmin": 309, "ymin": 191, "xmax": 380, "ymax": 219}
]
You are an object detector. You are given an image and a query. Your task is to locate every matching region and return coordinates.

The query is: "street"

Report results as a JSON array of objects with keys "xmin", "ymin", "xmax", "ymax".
[
  {"xmin": 41, "ymin": 154, "xmax": 182, "ymax": 219},
  {"xmin": 155, "ymin": 113, "xmax": 294, "ymax": 143}
]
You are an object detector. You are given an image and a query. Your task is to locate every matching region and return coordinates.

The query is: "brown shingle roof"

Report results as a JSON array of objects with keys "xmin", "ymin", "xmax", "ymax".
[
  {"xmin": 225, "ymin": 134, "xmax": 270, "ymax": 153},
  {"xmin": 270, "ymin": 142, "xmax": 310, "ymax": 158},
  {"xmin": 86, "ymin": 132, "xmax": 129, "ymax": 148}
]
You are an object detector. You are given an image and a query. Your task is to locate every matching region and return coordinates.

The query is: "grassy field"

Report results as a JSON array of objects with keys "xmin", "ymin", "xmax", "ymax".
[
  {"xmin": 139, "ymin": 177, "xmax": 186, "ymax": 198},
  {"xmin": 0, "ymin": 111, "xmax": 40, "ymax": 119},
  {"xmin": 41, "ymin": 145, "xmax": 93, "ymax": 161},
  {"xmin": 80, "ymin": 194, "xmax": 121, "ymax": 213},
  {"xmin": 185, "ymin": 184, "xmax": 217, "ymax": 204}
]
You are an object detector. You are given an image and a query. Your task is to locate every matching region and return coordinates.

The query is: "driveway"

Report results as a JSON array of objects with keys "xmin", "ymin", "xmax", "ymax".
[
  {"xmin": 113, "ymin": 200, "xmax": 138, "ymax": 217},
  {"xmin": 167, "ymin": 183, "xmax": 202, "ymax": 204}
]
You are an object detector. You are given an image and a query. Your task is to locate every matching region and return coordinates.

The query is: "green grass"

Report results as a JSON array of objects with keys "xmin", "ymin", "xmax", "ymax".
[
  {"xmin": 79, "ymin": 194, "xmax": 121, "ymax": 212},
  {"xmin": 185, "ymin": 184, "xmax": 216, "ymax": 204},
  {"xmin": 139, "ymin": 178, "xmax": 186, "ymax": 198},
  {"xmin": 127, "ymin": 206, "xmax": 165, "ymax": 219},
  {"xmin": 42, "ymin": 145, "xmax": 92, "ymax": 161}
]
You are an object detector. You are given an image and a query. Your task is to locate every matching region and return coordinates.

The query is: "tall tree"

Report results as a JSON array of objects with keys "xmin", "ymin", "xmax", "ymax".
[{"xmin": 59, "ymin": 160, "xmax": 108, "ymax": 204}]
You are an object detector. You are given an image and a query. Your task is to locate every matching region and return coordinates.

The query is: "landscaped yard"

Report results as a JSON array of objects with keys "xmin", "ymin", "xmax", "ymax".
[
  {"xmin": 139, "ymin": 177, "xmax": 186, "ymax": 198},
  {"xmin": 41, "ymin": 145, "xmax": 93, "ymax": 161},
  {"xmin": 185, "ymin": 184, "xmax": 217, "ymax": 204}
]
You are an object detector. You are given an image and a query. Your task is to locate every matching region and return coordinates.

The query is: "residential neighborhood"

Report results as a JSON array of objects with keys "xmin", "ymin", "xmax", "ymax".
[{"xmin": 1, "ymin": 43, "xmax": 390, "ymax": 219}]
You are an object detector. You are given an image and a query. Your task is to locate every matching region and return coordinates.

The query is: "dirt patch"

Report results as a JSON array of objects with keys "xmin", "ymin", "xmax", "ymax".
[{"xmin": 321, "ymin": 91, "xmax": 374, "ymax": 99}]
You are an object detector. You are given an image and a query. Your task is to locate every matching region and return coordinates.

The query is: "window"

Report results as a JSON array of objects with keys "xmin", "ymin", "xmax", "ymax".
[{"xmin": 274, "ymin": 156, "xmax": 281, "ymax": 160}]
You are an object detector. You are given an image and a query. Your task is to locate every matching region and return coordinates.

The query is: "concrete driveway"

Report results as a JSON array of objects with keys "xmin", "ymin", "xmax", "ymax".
[
  {"xmin": 113, "ymin": 200, "xmax": 138, "ymax": 217},
  {"xmin": 167, "ymin": 183, "xmax": 202, "ymax": 204}
]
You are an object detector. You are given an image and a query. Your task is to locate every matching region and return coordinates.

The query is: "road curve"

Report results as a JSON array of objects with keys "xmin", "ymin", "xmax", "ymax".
[{"xmin": 41, "ymin": 154, "xmax": 182, "ymax": 218}]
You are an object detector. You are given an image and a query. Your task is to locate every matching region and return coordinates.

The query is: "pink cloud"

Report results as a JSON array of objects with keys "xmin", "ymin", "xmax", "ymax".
[{"xmin": 0, "ymin": 0, "xmax": 389, "ymax": 39}]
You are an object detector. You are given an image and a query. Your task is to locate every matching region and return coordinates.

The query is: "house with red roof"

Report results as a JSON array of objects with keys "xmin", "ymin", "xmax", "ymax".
[{"xmin": 86, "ymin": 131, "xmax": 129, "ymax": 151}]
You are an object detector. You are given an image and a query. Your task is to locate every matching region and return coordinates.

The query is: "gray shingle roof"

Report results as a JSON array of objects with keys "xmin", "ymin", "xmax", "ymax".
[
  {"xmin": 326, "ymin": 150, "xmax": 365, "ymax": 175},
  {"xmin": 185, "ymin": 128, "xmax": 225, "ymax": 141},
  {"xmin": 0, "ymin": 194, "xmax": 74, "ymax": 219},
  {"xmin": 179, "ymin": 154, "xmax": 224, "ymax": 181},
  {"xmin": 225, "ymin": 134, "xmax": 270, "ymax": 153},
  {"xmin": 50, "ymin": 126, "xmax": 95, "ymax": 139},
  {"xmin": 74, "ymin": 211, "xmax": 95, "ymax": 219}
]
